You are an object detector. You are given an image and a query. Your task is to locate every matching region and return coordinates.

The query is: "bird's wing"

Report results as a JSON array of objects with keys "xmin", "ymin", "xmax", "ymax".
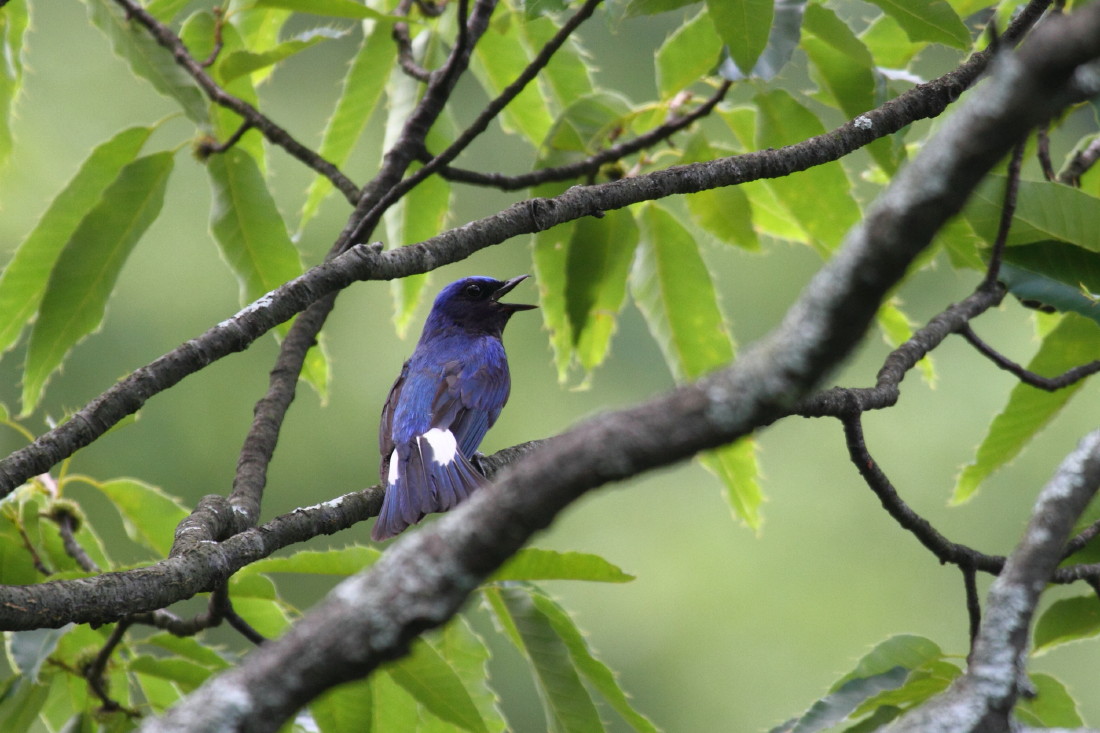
[
  {"xmin": 378, "ymin": 360, "xmax": 409, "ymax": 486},
  {"xmin": 431, "ymin": 358, "xmax": 511, "ymax": 458}
]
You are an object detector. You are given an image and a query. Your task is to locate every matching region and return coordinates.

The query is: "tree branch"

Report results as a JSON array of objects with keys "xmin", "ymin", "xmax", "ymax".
[
  {"xmin": 138, "ymin": 8, "xmax": 1100, "ymax": 730},
  {"xmin": 110, "ymin": 0, "xmax": 360, "ymax": 203},
  {"xmin": 885, "ymin": 430, "xmax": 1100, "ymax": 732}
]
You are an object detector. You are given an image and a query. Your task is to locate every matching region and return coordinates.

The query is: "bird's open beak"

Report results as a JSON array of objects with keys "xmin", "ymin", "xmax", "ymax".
[{"xmin": 491, "ymin": 275, "xmax": 537, "ymax": 311}]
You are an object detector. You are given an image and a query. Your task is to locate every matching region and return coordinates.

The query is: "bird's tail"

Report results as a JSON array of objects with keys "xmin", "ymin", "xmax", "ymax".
[{"xmin": 372, "ymin": 435, "xmax": 486, "ymax": 541}]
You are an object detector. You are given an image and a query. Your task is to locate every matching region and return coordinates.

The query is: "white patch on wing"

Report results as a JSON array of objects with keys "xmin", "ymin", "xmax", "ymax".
[
  {"xmin": 421, "ymin": 428, "xmax": 458, "ymax": 465},
  {"xmin": 388, "ymin": 448, "xmax": 400, "ymax": 486}
]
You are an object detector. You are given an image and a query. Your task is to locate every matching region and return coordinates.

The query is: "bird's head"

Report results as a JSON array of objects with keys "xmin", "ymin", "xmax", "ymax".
[{"xmin": 427, "ymin": 275, "xmax": 537, "ymax": 336}]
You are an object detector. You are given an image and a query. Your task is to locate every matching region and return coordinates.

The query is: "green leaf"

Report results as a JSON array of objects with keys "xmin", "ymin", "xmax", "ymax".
[
  {"xmin": 85, "ymin": 0, "xmax": 208, "ymax": 124},
  {"xmin": 488, "ymin": 584, "xmax": 658, "ymax": 733},
  {"xmin": 142, "ymin": 633, "xmax": 231, "ymax": 670},
  {"xmin": 134, "ymin": 671, "xmax": 184, "ymax": 714},
  {"xmin": 472, "ymin": 10, "xmax": 555, "ymax": 146},
  {"xmin": 218, "ymin": 27, "xmax": 348, "ymax": 82},
  {"xmin": 145, "ymin": 0, "xmax": 192, "ymax": 23},
  {"xmin": 1015, "ymin": 673, "xmax": 1084, "ymax": 728},
  {"xmin": 0, "ymin": 126, "xmax": 152, "ymax": 356},
  {"xmin": 655, "ymin": 9, "xmax": 723, "ymax": 98},
  {"xmin": 964, "ymin": 177, "xmax": 1100, "ymax": 253},
  {"xmin": 491, "ymin": 548, "xmax": 635, "ymax": 583},
  {"xmin": 299, "ymin": 20, "xmax": 396, "ymax": 232},
  {"xmin": 681, "ymin": 133, "xmax": 759, "ymax": 250},
  {"xmin": 623, "ymin": 0, "xmax": 700, "ymax": 16},
  {"xmin": 0, "ymin": 677, "xmax": 50, "ymax": 732},
  {"xmin": 7, "ymin": 626, "xmax": 71, "ymax": 683},
  {"xmin": 953, "ymin": 313, "xmax": 1100, "ymax": 503},
  {"xmin": 1033, "ymin": 596, "xmax": 1100, "ymax": 654},
  {"xmin": 781, "ymin": 666, "xmax": 909, "ymax": 732},
  {"xmin": 0, "ymin": 0, "xmax": 29, "ymax": 170},
  {"xmin": 249, "ymin": 0, "xmax": 391, "ymax": 21},
  {"xmin": 859, "ymin": 14, "xmax": 922, "ymax": 69},
  {"xmin": 521, "ymin": 17, "xmax": 595, "ymax": 109},
  {"xmin": 207, "ymin": 147, "xmax": 329, "ymax": 398},
  {"xmin": 999, "ymin": 242, "xmax": 1100, "ymax": 325},
  {"xmin": 834, "ymin": 635, "xmax": 944, "ymax": 690},
  {"xmin": 850, "ymin": 659, "xmax": 960, "ymax": 719},
  {"xmin": 242, "ymin": 545, "xmax": 381, "ymax": 576},
  {"xmin": 565, "ymin": 209, "xmax": 640, "ymax": 373},
  {"xmin": 754, "ymin": 89, "xmax": 860, "ymax": 251},
  {"xmin": 0, "ymin": 520, "xmax": 41, "ymax": 585},
  {"xmin": 533, "ymin": 220, "xmax": 578, "ymax": 383},
  {"xmin": 312, "ymin": 677, "xmax": 377, "ymax": 733},
  {"xmin": 863, "ymin": 0, "xmax": 969, "ymax": 49},
  {"xmin": 802, "ymin": 6, "xmax": 898, "ymax": 174},
  {"xmin": 433, "ymin": 617, "xmax": 507, "ymax": 732},
  {"xmin": 385, "ymin": 638, "xmax": 490, "ymax": 733},
  {"xmin": 484, "ymin": 586, "xmax": 605, "ymax": 733},
  {"xmin": 128, "ymin": 656, "xmax": 214, "ymax": 693},
  {"xmin": 699, "ymin": 439, "xmax": 763, "ymax": 530},
  {"xmin": 96, "ymin": 478, "xmax": 189, "ymax": 556},
  {"xmin": 631, "ymin": 203, "xmax": 735, "ymax": 380},
  {"xmin": 22, "ymin": 152, "xmax": 174, "ymax": 414},
  {"xmin": 717, "ymin": 0, "xmax": 805, "ymax": 81},
  {"xmin": 545, "ymin": 91, "xmax": 633, "ymax": 156},
  {"xmin": 708, "ymin": 0, "xmax": 773, "ymax": 75}
]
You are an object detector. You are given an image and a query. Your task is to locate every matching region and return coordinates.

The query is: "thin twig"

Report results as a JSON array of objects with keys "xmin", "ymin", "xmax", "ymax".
[
  {"xmin": 53, "ymin": 508, "xmax": 101, "ymax": 573},
  {"xmin": 961, "ymin": 564, "xmax": 981, "ymax": 658},
  {"xmin": 84, "ymin": 620, "xmax": 138, "ymax": 715},
  {"xmin": 981, "ymin": 140, "xmax": 1026, "ymax": 290},
  {"xmin": 1036, "ymin": 124, "xmax": 1056, "ymax": 181},
  {"xmin": 110, "ymin": 0, "xmax": 360, "ymax": 204},
  {"xmin": 428, "ymin": 81, "xmax": 732, "ymax": 191},
  {"xmin": 1058, "ymin": 135, "xmax": 1100, "ymax": 186},
  {"xmin": 196, "ymin": 121, "xmax": 254, "ymax": 159},
  {"xmin": 393, "ymin": 0, "xmax": 432, "ymax": 82},
  {"xmin": 958, "ymin": 324, "xmax": 1100, "ymax": 389}
]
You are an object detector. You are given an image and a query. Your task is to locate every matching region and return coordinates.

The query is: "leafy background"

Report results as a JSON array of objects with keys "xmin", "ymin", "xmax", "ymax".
[{"xmin": 0, "ymin": 0, "xmax": 1098, "ymax": 731}]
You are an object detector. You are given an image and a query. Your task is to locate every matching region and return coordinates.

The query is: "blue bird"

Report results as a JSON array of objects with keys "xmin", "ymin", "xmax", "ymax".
[{"xmin": 373, "ymin": 275, "xmax": 536, "ymax": 541}]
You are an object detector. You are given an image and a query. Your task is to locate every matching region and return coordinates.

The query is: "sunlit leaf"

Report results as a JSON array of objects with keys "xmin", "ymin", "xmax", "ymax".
[
  {"xmin": 472, "ymin": 9, "xmax": 554, "ymax": 146},
  {"xmin": 545, "ymin": 91, "xmax": 633, "ymax": 155},
  {"xmin": 863, "ymin": 0, "xmax": 969, "ymax": 49},
  {"xmin": 655, "ymin": 9, "xmax": 723, "ymax": 98},
  {"xmin": 128, "ymin": 656, "xmax": 214, "ymax": 693},
  {"xmin": 623, "ymin": 0, "xmax": 699, "ymax": 17},
  {"xmin": 0, "ymin": 126, "xmax": 152, "ymax": 356},
  {"xmin": 207, "ymin": 147, "xmax": 329, "ymax": 398},
  {"xmin": 218, "ymin": 27, "xmax": 348, "ymax": 82},
  {"xmin": 717, "ymin": 0, "xmax": 805, "ymax": 81},
  {"xmin": 0, "ymin": 0, "xmax": 28, "ymax": 170},
  {"xmin": 953, "ymin": 313, "xmax": 1100, "ymax": 503},
  {"xmin": 565, "ymin": 209, "xmax": 639, "ymax": 373},
  {"xmin": 491, "ymin": 548, "xmax": 635, "ymax": 583},
  {"xmin": 631, "ymin": 203, "xmax": 735, "ymax": 380},
  {"xmin": 850, "ymin": 659, "xmax": 960, "ymax": 719},
  {"xmin": 300, "ymin": 20, "xmax": 396, "ymax": 232},
  {"xmin": 22, "ymin": 152, "xmax": 174, "ymax": 414},
  {"xmin": 699, "ymin": 439, "xmax": 764, "ymax": 530},
  {"xmin": 1015, "ymin": 673, "xmax": 1084, "ymax": 728},
  {"xmin": 385, "ymin": 638, "xmax": 490, "ymax": 733},
  {"xmin": 681, "ymin": 133, "xmax": 759, "ymax": 250},
  {"xmin": 859, "ymin": 13, "xmax": 922, "ymax": 69},
  {"xmin": 484, "ymin": 585, "xmax": 605, "ymax": 733},
  {"xmin": 522, "ymin": 16, "xmax": 595, "ymax": 109},
  {"xmin": 135, "ymin": 671, "xmax": 184, "ymax": 714},
  {"xmin": 85, "ymin": 0, "xmax": 208, "ymax": 124},
  {"xmin": 96, "ymin": 478, "xmax": 189, "ymax": 556},
  {"xmin": 145, "ymin": 0, "xmax": 191, "ymax": 23},
  {"xmin": 754, "ymin": 89, "xmax": 860, "ymax": 251},
  {"xmin": 1034, "ymin": 596, "xmax": 1100, "ymax": 654},
  {"xmin": 709, "ymin": 0, "xmax": 773, "ymax": 75},
  {"xmin": 250, "ymin": 0, "xmax": 392, "ymax": 21},
  {"xmin": 434, "ymin": 617, "xmax": 507, "ymax": 732},
  {"xmin": 242, "ymin": 546, "xmax": 381, "ymax": 576}
]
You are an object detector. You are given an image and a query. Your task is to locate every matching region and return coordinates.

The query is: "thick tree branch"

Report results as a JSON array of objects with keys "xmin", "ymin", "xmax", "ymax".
[
  {"xmin": 139, "ymin": 8, "xmax": 1100, "ymax": 731},
  {"xmin": 884, "ymin": 430, "xmax": 1100, "ymax": 732}
]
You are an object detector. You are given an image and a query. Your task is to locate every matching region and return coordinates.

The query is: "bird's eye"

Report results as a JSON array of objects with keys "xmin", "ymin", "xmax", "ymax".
[{"xmin": 464, "ymin": 283, "xmax": 482, "ymax": 298}]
